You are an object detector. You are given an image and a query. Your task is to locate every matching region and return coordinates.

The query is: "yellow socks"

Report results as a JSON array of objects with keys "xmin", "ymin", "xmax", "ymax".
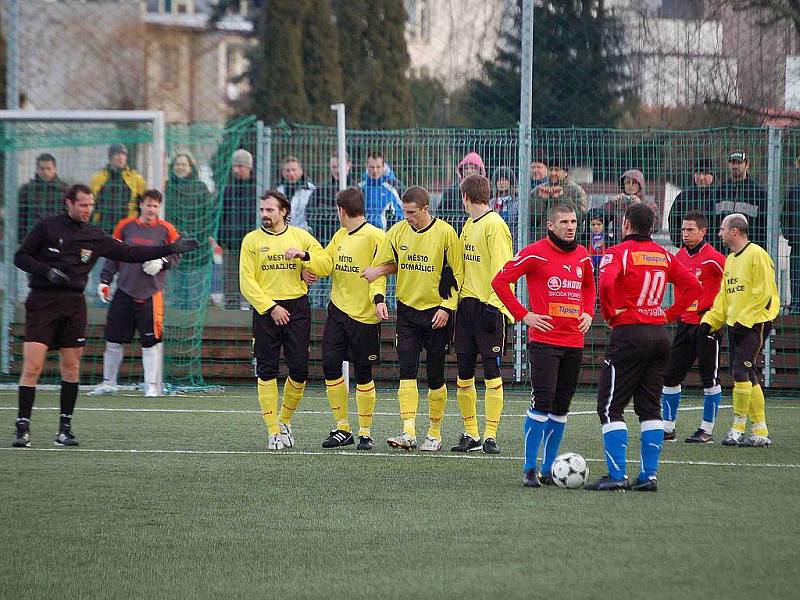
[
  {"xmin": 427, "ymin": 385, "xmax": 447, "ymax": 440},
  {"xmin": 279, "ymin": 377, "xmax": 306, "ymax": 425},
  {"xmin": 456, "ymin": 377, "xmax": 480, "ymax": 439},
  {"xmin": 257, "ymin": 378, "xmax": 280, "ymax": 436},
  {"xmin": 356, "ymin": 381, "xmax": 377, "ymax": 437},
  {"xmin": 748, "ymin": 384, "xmax": 769, "ymax": 436},
  {"xmin": 732, "ymin": 381, "xmax": 753, "ymax": 433},
  {"xmin": 398, "ymin": 379, "xmax": 419, "ymax": 437},
  {"xmin": 483, "ymin": 377, "xmax": 504, "ymax": 440},
  {"xmin": 325, "ymin": 376, "xmax": 350, "ymax": 432}
]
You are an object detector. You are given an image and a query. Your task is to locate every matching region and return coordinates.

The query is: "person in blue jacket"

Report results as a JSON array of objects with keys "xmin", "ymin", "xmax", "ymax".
[{"xmin": 359, "ymin": 151, "xmax": 403, "ymax": 231}]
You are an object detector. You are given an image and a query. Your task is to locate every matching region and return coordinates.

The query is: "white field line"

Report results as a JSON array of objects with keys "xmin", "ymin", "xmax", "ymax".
[
  {"xmin": 0, "ymin": 446, "xmax": 797, "ymax": 469},
  {"xmin": 0, "ymin": 405, "xmax": 735, "ymax": 417}
]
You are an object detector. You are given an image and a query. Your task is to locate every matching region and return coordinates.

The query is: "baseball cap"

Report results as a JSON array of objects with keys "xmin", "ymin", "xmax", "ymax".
[
  {"xmin": 728, "ymin": 151, "xmax": 747, "ymax": 162},
  {"xmin": 108, "ymin": 143, "xmax": 128, "ymax": 158}
]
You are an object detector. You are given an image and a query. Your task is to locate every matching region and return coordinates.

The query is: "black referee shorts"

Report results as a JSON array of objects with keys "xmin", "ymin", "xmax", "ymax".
[
  {"xmin": 454, "ymin": 297, "xmax": 506, "ymax": 358},
  {"xmin": 527, "ymin": 341, "xmax": 582, "ymax": 416},
  {"xmin": 322, "ymin": 302, "xmax": 380, "ymax": 380},
  {"xmin": 729, "ymin": 321, "xmax": 771, "ymax": 385},
  {"xmin": 663, "ymin": 321, "xmax": 721, "ymax": 389},
  {"xmin": 596, "ymin": 324, "xmax": 671, "ymax": 425},
  {"xmin": 253, "ymin": 295, "xmax": 311, "ymax": 382},
  {"xmin": 24, "ymin": 289, "xmax": 87, "ymax": 350},
  {"xmin": 105, "ymin": 289, "xmax": 163, "ymax": 348}
]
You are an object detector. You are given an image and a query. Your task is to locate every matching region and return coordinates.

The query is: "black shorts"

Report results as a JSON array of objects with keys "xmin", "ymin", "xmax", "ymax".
[
  {"xmin": 322, "ymin": 302, "xmax": 380, "ymax": 367},
  {"xmin": 663, "ymin": 321, "xmax": 721, "ymax": 389},
  {"xmin": 527, "ymin": 341, "xmax": 582, "ymax": 416},
  {"xmin": 454, "ymin": 297, "xmax": 506, "ymax": 358},
  {"xmin": 396, "ymin": 301, "xmax": 453, "ymax": 357},
  {"xmin": 25, "ymin": 289, "xmax": 87, "ymax": 350},
  {"xmin": 596, "ymin": 324, "xmax": 671, "ymax": 424},
  {"xmin": 729, "ymin": 321, "xmax": 771, "ymax": 385},
  {"xmin": 253, "ymin": 295, "xmax": 312, "ymax": 381},
  {"xmin": 105, "ymin": 289, "xmax": 163, "ymax": 348}
]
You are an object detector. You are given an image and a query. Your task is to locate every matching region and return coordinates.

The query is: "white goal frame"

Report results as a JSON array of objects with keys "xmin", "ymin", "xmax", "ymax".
[{"xmin": 0, "ymin": 110, "xmax": 165, "ymax": 378}]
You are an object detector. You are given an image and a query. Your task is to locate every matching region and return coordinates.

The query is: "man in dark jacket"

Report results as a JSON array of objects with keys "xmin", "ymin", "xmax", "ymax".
[
  {"xmin": 18, "ymin": 153, "xmax": 68, "ymax": 241},
  {"xmin": 783, "ymin": 159, "xmax": 800, "ymax": 313},
  {"xmin": 668, "ymin": 159, "xmax": 716, "ymax": 247},
  {"xmin": 713, "ymin": 151, "xmax": 767, "ymax": 251},
  {"xmin": 310, "ymin": 152, "xmax": 352, "ymax": 244}
]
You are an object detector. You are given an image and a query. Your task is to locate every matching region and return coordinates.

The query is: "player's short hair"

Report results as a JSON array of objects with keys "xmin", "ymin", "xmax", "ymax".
[
  {"xmin": 261, "ymin": 188, "xmax": 292, "ymax": 219},
  {"xmin": 282, "ymin": 155, "xmax": 302, "ymax": 167},
  {"xmin": 724, "ymin": 213, "xmax": 749, "ymax": 237},
  {"xmin": 547, "ymin": 203, "xmax": 576, "ymax": 222},
  {"xmin": 402, "ymin": 186, "xmax": 430, "ymax": 208},
  {"xmin": 623, "ymin": 202, "xmax": 655, "ymax": 234},
  {"xmin": 590, "ymin": 214, "xmax": 603, "ymax": 223},
  {"xmin": 682, "ymin": 210, "xmax": 707, "ymax": 230},
  {"xmin": 36, "ymin": 153, "xmax": 56, "ymax": 166},
  {"xmin": 366, "ymin": 151, "xmax": 384, "ymax": 163},
  {"xmin": 460, "ymin": 174, "xmax": 491, "ymax": 205},
  {"xmin": 141, "ymin": 189, "xmax": 163, "ymax": 203},
  {"xmin": 65, "ymin": 183, "xmax": 92, "ymax": 203},
  {"xmin": 336, "ymin": 187, "xmax": 365, "ymax": 217}
]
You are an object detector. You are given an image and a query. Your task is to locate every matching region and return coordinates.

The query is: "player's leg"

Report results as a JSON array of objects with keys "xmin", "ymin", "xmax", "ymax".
[
  {"xmin": 321, "ymin": 306, "xmax": 352, "ymax": 447},
  {"xmin": 661, "ymin": 323, "xmax": 696, "ymax": 439},
  {"xmin": 14, "ymin": 342, "xmax": 49, "ymax": 447},
  {"xmin": 388, "ymin": 304, "xmax": 421, "ymax": 449},
  {"xmin": 477, "ymin": 305, "xmax": 506, "ymax": 452},
  {"xmin": 744, "ymin": 322, "xmax": 771, "ymax": 446},
  {"xmin": 453, "ymin": 300, "xmax": 480, "ymax": 446},
  {"xmin": 350, "ymin": 319, "xmax": 381, "ymax": 450},
  {"xmin": 278, "ymin": 298, "xmax": 312, "ymax": 443},
  {"xmin": 630, "ymin": 327, "xmax": 671, "ymax": 491},
  {"xmin": 424, "ymin": 308, "xmax": 451, "ymax": 448},
  {"xmin": 522, "ymin": 343, "xmax": 560, "ymax": 486},
  {"xmin": 724, "ymin": 324, "xmax": 758, "ymax": 445},
  {"xmin": 138, "ymin": 292, "xmax": 164, "ymax": 397},
  {"xmin": 540, "ymin": 347, "xmax": 581, "ymax": 481},
  {"xmin": 688, "ymin": 327, "xmax": 722, "ymax": 442},
  {"xmin": 55, "ymin": 347, "xmax": 83, "ymax": 446},
  {"xmin": 253, "ymin": 311, "xmax": 283, "ymax": 448},
  {"xmin": 92, "ymin": 290, "xmax": 135, "ymax": 395}
]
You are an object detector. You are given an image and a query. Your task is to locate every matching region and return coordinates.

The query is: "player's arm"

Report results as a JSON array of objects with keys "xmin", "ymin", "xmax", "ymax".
[
  {"xmin": 598, "ymin": 251, "xmax": 623, "ymax": 323},
  {"xmin": 490, "ymin": 246, "xmax": 538, "ymax": 322},
  {"xmin": 367, "ymin": 230, "xmax": 388, "ymax": 300},
  {"xmin": 664, "ymin": 256, "xmax": 703, "ymax": 322},
  {"xmin": 697, "ymin": 259, "xmax": 724, "ymax": 313},
  {"xmin": 13, "ymin": 219, "xmax": 50, "ymax": 277},
  {"xmin": 749, "ymin": 251, "xmax": 778, "ymax": 314},
  {"xmin": 364, "ymin": 231, "xmax": 398, "ymax": 282},
  {"xmin": 301, "ymin": 231, "xmax": 333, "ymax": 276},
  {"xmin": 485, "ymin": 225, "xmax": 515, "ymax": 311},
  {"xmin": 578, "ymin": 255, "xmax": 596, "ymax": 333},
  {"xmin": 440, "ymin": 231, "xmax": 464, "ymax": 311},
  {"xmin": 95, "ymin": 231, "xmax": 196, "ymax": 263},
  {"xmin": 701, "ymin": 283, "xmax": 727, "ymax": 332},
  {"xmin": 239, "ymin": 235, "xmax": 276, "ymax": 315}
]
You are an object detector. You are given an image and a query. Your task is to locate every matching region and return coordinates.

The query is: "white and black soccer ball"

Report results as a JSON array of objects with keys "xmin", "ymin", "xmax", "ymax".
[{"xmin": 551, "ymin": 452, "xmax": 588, "ymax": 489}]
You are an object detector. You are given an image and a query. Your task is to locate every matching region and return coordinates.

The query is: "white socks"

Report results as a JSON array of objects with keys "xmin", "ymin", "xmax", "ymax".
[{"xmin": 103, "ymin": 342, "xmax": 124, "ymax": 386}]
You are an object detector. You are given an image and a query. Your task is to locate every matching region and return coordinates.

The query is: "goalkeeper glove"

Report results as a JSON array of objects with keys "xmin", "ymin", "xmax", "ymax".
[
  {"xmin": 438, "ymin": 264, "xmax": 458, "ymax": 300},
  {"xmin": 142, "ymin": 258, "xmax": 167, "ymax": 276},
  {"xmin": 97, "ymin": 283, "xmax": 111, "ymax": 304}
]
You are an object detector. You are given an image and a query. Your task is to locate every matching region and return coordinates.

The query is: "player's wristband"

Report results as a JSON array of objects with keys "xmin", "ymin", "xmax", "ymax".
[
  {"xmin": 373, "ymin": 294, "xmax": 385, "ymax": 305},
  {"xmin": 301, "ymin": 251, "xmax": 310, "ymax": 261}
]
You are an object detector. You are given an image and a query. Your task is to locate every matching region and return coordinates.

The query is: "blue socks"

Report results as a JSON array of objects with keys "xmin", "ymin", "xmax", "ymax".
[
  {"xmin": 701, "ymin": 385, "xmax": 722, "ymax": 433},
  {"xmin": 541, "ymin": 414, "xmax": 567, "ymax": 477},
  {"xmin": 602, "ymin": 422, "xmax": 628, "ymax": 480},
  {"xmin": 523, "ymin": 410, "xmax": 548, "ymax": 473},
  {"xmin": 639, "ymin": 420, "xmax": 664, "ymax": 481},
  {"xmin": 661, "ymin": 385, "xmax": 681, "ymax": 432}
]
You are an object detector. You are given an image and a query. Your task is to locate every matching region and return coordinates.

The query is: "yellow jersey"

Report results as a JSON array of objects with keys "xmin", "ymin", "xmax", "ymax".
[{"xmin": 460, "ymin": 209, "xmax": 514, "ymax": 318}]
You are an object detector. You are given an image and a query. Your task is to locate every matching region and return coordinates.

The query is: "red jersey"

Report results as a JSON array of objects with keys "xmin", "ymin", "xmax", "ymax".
[
  {"xmin": 674, "ymin": 241, "xmax": 725, "ymax": 324},
  {"xmin": 598, "ymin": 235, "xmax": 702, "ymax": 327},
  {"xmin": 492, "ymin": 237, "xmax": 596, "ymax": 348}
]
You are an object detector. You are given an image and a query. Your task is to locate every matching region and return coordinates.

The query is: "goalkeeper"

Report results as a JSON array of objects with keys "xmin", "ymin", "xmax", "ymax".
[{"xmin": 90, "ymin": 189, "xmax": 182, "ymax": 398}]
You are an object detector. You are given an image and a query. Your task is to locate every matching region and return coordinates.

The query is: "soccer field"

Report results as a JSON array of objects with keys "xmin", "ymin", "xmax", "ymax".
[{"xmin": 1, "ymin": 387, "xmax": 799, "ymax": 599}]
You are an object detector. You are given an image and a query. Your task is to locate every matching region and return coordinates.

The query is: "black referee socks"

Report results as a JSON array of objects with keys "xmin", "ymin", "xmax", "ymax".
[
  {"xmin": 18, "ymin": 386, "xmax": 35, "ymax": 420},
  {"xmin": 59, "ymin": 380, "xmax": 79, "ymax": 425}
]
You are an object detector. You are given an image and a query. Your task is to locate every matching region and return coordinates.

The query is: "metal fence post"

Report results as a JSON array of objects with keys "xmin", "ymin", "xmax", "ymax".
[{"xmin": 765, "ymin": 126, "xmax": 782, "ymax": 388}]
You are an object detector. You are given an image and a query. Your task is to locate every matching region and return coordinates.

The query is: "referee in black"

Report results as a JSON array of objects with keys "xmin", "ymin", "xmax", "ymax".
[{"xmin": 12, "ymin": 183, "xmax": 198, "ymax": 448}]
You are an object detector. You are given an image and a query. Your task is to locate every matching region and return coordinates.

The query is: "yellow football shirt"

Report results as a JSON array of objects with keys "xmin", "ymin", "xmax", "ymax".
[{"xmin": 460, "ymin": 209, "xmax": 514, "ymax": 317}]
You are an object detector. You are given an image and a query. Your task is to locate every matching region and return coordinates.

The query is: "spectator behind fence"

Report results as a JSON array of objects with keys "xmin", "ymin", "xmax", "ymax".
[
  {"xmin": 310, "ymin": 151, "xmax": 352, "ymax": 244},
  {"xmin": 90, "ymin": 144, "xmax": 146, "ymax": 233},
  {"xmin": 588, "ymin": 213, "xmax": 606, "ymax": 271},
  {"xmin": 165, "ymin": 152, "xmax": 214, "ymax": 308},
  {"xmin": 601, "ymin": 169, "xmax": 659, "ymax": 240},
  {"xmin": 782, "ymin": 158, "xmax": 800, "ymax": 313},
  {"xmin": 530, "ymin": 155, "xmax": 549, "ymax": 189},
  {"xmin": 359, "ymin": 151, "xmax": 403, "ymax": 231},
  {"xmin": 218, "ymin": 149, "xmax": 257, "ymax": 308},
  {"xmin": 668, "ymin": 159, "xmax": 716, "ymax": 247},
  {"xmin": 714, "ymin": 150, "xmax": 767, "ymax": 251},
  {"xmin": 492, "ymin": 167, "xmax": 518, "ymax": 235},
  {"xmin": 534, "ymin": 157, "xmax": 588, "ymax": 241},
  {"xmin": 439, "ymin": 151, "xmax": 486, "ymax": 233},
  {"xmin": 18, "ymin": 153, "xmax": 68, "ymax": 241},
  {"xmin": 277, "ymin": 155, "xmax": 315, "ymax": 232}
]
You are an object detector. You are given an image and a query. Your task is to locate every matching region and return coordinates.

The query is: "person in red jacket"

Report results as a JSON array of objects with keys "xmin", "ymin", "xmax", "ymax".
[
  {"xmin": 660, "ymin": 211, "xmax": 725, "ymax": 444},
  {"xmin": 586, "ymin": 203, "xmax": 702, "ymax": 492},
  {"xmin": 491, "ymin": 203, "xmax": 595, "ymax": 487}
]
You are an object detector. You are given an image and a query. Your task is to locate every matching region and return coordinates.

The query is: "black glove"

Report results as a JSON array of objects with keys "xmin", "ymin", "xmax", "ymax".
[
  {"xmin": 170, "ymin": 237, "xmax": 199, "ymax": 254},
  {"xmin": 483, "ymin": 306, "xmax": 499, "ymax": 333},
  {"xmin": 46, "ymin": 268, "xmax": 69, "ymax": 285},
  {"xmin": 697, "ymin": 322, "xmax": 712, "ymax": 338},
  {"xmin": 438, "ymin": 264, "xmax": 458, "ymax": 300}
]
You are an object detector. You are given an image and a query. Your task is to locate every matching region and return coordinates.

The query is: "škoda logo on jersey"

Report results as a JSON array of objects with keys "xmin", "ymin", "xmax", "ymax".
[
  {"xmin": 632, "ymin": 251, "xmax": 667, "ymax": 266},
  {"xmin": 80, "ymin": 248, "xmax": 93, "ymax": 263},
  {"xmin": 547, "ymin": 276, "xmax": 580, "ymax": 291}
]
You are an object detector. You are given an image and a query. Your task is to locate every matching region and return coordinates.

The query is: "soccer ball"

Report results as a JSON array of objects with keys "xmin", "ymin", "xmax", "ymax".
[{"xmin": 551, "ymin": 452, "xmax": 588, "ymax": 489}]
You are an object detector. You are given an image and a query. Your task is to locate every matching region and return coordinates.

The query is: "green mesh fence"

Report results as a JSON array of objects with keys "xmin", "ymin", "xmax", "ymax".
[
  {"xmin": 2, "ymin": 121, "xmax": 798, "ymax": 393},
  {"xmin": 0, "ymin": 117, "xmax": 253, "ymax": 390}
]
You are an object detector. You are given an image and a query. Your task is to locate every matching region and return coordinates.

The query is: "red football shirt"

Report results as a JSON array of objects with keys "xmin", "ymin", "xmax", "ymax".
[
  {"xmin": 598, "ymin": 235, "xmax": 702, "ymax": 327},
  {"xmin": 674, "ymin": 241, "xmax": 725, "ymax": 324},
  {"xmin": 491, "ymin": 237, "xmax": 596, "ymax": 348}
]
